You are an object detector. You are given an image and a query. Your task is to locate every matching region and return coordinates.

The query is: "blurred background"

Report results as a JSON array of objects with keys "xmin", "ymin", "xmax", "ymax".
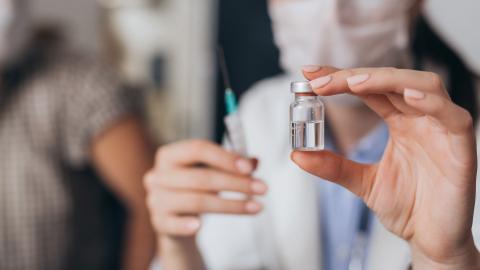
[
  {"xmin": 1, "ymin": 0, "xmax": 479, "ymax": 269},
  {"xmin": 28, "ymin": 0, "xmax": 480, "ymax": 145},
  {"xmin": 29, "ymin": 0, "xmax": 282, "ymax": 145}
]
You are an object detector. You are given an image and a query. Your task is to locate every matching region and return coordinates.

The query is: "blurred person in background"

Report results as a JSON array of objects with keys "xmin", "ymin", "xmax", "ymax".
[
  {"xmin": 0, "ymin": 0, "xmax": 155, "ymax": 269},
  {"xmin": 145, "ymin": 0, "xmax": 480, "ymax": 270}
]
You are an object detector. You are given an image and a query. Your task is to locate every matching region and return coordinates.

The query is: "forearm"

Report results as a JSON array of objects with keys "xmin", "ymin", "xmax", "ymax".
[
  {"xmin": 160, "ymin": 236, "xmax": 206, "ymax": 270},
  {"xmin": 122, "ymin": 211, "xmax": 156, "ymax": 270},
  {"xmin": 90, "ymin": 117, "xmax": 157, "ymax": 269}
]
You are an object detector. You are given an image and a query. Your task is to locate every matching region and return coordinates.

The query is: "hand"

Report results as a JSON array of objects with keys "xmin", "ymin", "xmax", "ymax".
[
  {"xmin": 144, "ymin": 140, "xmax": 267, "ymax": 270},
  {"xmin": 144, "ymin": 139, "xmax": 267, "ymax": 238},
  {"xmin": 293, "ymin": 66, "xmax": 480, "ymax": 269}
]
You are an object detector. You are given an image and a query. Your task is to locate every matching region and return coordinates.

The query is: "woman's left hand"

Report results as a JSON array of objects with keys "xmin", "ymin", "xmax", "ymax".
[{"xmin": 292, "ymin": 66, "xmax": 479, "ymax": 270}]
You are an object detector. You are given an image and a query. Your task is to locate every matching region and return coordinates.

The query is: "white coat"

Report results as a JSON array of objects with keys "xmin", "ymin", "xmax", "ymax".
[{"xmin": 197, "ymin": 74, "xmax": 480, "ymax": 270}]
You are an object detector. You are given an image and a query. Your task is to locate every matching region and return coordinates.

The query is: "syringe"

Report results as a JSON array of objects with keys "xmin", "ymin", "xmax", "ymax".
[
  {"xmin": 218, "ymin": 47, "xmax": 247, "ymax": 156},
  {"xmin": 218, "ymin": 48, "xmax": 279, "ymax": 267}
]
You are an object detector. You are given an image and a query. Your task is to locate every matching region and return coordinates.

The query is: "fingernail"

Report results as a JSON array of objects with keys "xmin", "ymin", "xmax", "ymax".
[
  {"xmin": 404, "ymin": 88, "xmax": 425, "ymax": 100},
  {"xmin": 302, "ymin": 65, "xmax": 321, "ymax": 73},
  {"xmin": 251, "ymin": 182, "xmax": 268, "ymax": 194},
  {"xmin": 185, "ymin": 219, "xmax": 201, "ymax": 231},
  {"xmin": 310, "ymin": 75, "xmax": 332, "ymax": 89},
  {"xmin": 246, "ymin": 201, "xmax": 262, "ymax": 213},
  {"xmin": 236, "ymin": 159, "xmax": 253, "ymax": 174},
  {"xmin": 346, "ymin": 74, "xmax": 370, "ymax": 87}
]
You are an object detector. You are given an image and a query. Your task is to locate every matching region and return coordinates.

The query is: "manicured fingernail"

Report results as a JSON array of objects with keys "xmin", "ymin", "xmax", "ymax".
[
  {"xmin": 251, "ymin": 182, "xmax": 268, "ymax": 194},
  {"xmin": 236, "ymin": 159, "xmax": 253, "ymax": 174},
  {"xmin": 346, "ymin": 74, "xmax": 370, "ymax": 86},
  {"xmin": 246, "ymin": 201, "xmax": 262, "ymax": 213},
  {"xmin": 185, "ymin": 219, "xmax": 201, "ymax": 231},
  {"xmin": 302, "ymin": 65, "xmax": 321, "ymax": 73},
  {"xmin": 404, "ymin": 88, "xmax": 425, "ymax": 100},
  {"xmin": 310, "ymin": 75, "xmax": 332, "ymax": 89}
]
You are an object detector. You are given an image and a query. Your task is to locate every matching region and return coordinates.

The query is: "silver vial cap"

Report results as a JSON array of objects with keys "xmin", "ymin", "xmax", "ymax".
[{"xmin": 291, "ymin": 81, "xmax": 313, "ymax": 93}]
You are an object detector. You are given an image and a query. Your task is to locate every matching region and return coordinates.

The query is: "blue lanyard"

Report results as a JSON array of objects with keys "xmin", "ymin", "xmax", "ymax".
[{"xmin": 348, "ymin": 205, "xmax": 371, "ymax": 270}]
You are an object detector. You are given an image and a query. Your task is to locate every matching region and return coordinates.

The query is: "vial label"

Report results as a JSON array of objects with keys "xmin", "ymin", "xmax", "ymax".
[{"xmin": 291, "ymin": 120, "xmax": 324, "ymax": 151}]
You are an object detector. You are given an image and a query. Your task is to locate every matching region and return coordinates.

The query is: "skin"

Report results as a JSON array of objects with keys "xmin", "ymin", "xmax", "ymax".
[
  {"xmin": 144, "ymin": 141, "xmax": 266, "ymax": 270},
  {"xmin": 91, "ymin": 116, "xmax": 156, "ymax": 270},
  {"xmin": 294, "ymin": 66, "xmax": 480, "ymax": 269}
]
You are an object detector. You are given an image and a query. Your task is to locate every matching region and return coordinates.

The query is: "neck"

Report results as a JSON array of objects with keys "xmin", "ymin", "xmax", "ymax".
[{"xmin": 325, "ymin": 102, "xmax": 382, "ymax": 155}]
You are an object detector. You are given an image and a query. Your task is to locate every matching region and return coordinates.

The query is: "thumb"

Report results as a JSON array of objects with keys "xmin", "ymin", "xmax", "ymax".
[{"xmin": 291, "ymin": 150, "xmax": 375, "ymax": 199}]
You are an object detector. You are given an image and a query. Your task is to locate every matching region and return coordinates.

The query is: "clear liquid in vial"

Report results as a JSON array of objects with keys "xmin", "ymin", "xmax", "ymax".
[{"xmin": 290, "ymin": 120, "xmax": 324, "ymax": 151}]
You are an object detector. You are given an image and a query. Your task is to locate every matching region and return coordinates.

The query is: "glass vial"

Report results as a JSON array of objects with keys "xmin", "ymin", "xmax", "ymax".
[{"xmin": 290, "ymin": 81, "xmax": 325, "ymax": 151}]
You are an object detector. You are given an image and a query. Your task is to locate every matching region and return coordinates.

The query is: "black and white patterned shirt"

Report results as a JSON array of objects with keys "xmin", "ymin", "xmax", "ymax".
[{"xmin": 0, "ymin": 52, "xmax": 135, "ymax": 270}]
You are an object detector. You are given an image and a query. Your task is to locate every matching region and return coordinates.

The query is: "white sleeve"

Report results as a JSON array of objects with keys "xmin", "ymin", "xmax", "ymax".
[
  {"xmin": 473, "ymin": 171, "xmax": 480, "ymax": 248},
  {"xmin": 196, "ymin": 82, "xmax": 271, "ymax": 270},
  {"xmin": 197, "ymin": 76, "xmax": 293, "ymax": 270},
  {"xmin": 473, "ymin": 129, "xmax": 480, "ymax": 248},
  {"xmin": 197, "ymin": 215, "xmax": 262, "ymax": 270}
]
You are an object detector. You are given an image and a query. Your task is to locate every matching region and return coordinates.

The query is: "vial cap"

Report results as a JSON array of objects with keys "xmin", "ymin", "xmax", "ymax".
[{"xmin": 291, "ymin": 81, "xmax": 314, "ymax": 93}]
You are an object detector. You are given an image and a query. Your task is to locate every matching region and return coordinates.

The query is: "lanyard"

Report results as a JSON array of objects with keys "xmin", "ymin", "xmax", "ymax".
[{"xmin": 348, "ymin": 205, "xmax": 371, "ymax": 270}]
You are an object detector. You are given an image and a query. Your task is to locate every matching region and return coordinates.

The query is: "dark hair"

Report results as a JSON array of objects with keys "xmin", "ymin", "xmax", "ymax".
[{"xmin": 411, "ymin": 15, "xmax": 478, "ymax": 123}]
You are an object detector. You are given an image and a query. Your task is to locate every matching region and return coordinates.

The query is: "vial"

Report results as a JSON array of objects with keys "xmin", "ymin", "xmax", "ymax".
[{"xmin": 290, "ymin": 81, "xmax": 325, "ymax": 151}]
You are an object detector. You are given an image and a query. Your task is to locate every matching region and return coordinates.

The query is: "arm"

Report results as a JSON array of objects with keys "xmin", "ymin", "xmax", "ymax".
[{"xmin": 90, "ymin": 116, "xmax": 156, "ymax": 270}]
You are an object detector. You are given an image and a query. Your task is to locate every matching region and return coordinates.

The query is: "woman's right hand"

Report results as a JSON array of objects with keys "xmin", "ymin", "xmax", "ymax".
[{"xmin": 144, "ymin": 140, "xmax": 267, "ymax": 239}]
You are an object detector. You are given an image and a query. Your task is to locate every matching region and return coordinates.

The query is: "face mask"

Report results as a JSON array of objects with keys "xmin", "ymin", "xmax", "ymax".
[{"xmin": 269, "ymin": 0, "xmax": 415, "ymax": 75}]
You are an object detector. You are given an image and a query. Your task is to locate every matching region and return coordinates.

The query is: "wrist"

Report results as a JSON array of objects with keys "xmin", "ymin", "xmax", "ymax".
[
  {"xmin": 411, "ymin": 236, "xmax": 480, "ymax": 270},
  {"xmin": 159, "ymin": 236, "xmax": 206, "ymax": 270},
  {"xmin": 160, "ymin": 235, "xmax": 197, "ymax": 254}
]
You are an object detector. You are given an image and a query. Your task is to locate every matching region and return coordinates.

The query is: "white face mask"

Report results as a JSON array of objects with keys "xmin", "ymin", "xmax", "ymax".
[
  {"xmin": 269, "ymin": 0, "xmax": 415, "ymax": 74},
  {"xmin": 269, "ymin": 0, "xmax": 415, "ymax": 106}
]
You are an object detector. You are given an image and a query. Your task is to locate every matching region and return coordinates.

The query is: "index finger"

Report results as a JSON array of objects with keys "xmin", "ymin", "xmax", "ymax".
[
  {"xmin": 302, "ymin": 65, "xmax": 340, "ymax": 81},
  {"xmin": 311, "ymin": 67, "xmax": 448, "ymax": 97},
  {"xmin": 156, "ymin": 139, "xmax": 256, "ymax": 175}
]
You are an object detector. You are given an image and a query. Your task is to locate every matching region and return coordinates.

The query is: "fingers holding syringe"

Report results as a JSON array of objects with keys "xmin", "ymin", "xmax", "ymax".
[
  {"xmin": 144, "ymin": 164, "xmax": 267, "ymax": 236},
  {"xmin": 146, "ymin": 186, "xmax": 263, "ymax": 236},
  {"xmin": 145, "ymin": 168, "xmax": 268, "ymax": 196},
  {"xmin": 150, "ymin": 192, "xmax": 262, "ymax": 237},
  {"xmin": 147, "ymin": 140, "xmax": 265, "ymax": 236},
  {"xmin": 153, "ymin": 191, "xmax": 263, "ymax": 216},
  {"xmin": 302, "ymin": 65, "xmax": 340, "ymax": 81},
  {"xmin": 156, "ymin": 139, "xmax": 257, "ymax": 175}
]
